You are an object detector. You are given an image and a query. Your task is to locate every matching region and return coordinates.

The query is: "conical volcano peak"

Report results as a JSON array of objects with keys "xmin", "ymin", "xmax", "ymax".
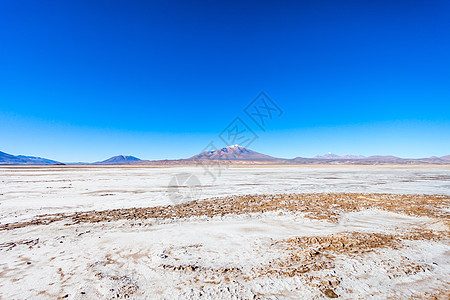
[{"xmin": 190, "ymin": 145, "xmax": 278, "ymax": 161}]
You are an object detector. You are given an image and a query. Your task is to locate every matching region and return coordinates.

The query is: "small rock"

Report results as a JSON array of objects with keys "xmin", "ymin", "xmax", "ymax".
[{"xmin": 324, "ymin": 289, "xmax": 338, "ymax": 298}]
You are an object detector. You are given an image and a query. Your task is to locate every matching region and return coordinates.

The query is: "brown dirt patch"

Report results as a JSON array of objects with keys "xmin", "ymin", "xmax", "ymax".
[{"xmin": 1, "ymin": 193, "xmax": 448, "ymax": 231}]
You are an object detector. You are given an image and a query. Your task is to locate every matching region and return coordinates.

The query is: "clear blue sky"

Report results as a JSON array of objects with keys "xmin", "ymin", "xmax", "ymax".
[{"xmin": 1, "ymin": 0, "xmax": 449, "ymax": 162}]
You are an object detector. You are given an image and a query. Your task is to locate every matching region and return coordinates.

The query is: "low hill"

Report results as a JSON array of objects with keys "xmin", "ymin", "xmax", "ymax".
[
  {"xmin": 0, "ymin": 151, "xmax": 60, "ymax": 165},
  {"xmin": 95, "ymin": 155, "xmax": 142, "ymax": 165}
]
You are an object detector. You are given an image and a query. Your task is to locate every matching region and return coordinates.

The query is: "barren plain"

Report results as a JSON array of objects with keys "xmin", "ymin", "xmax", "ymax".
[{"xmin": 0, "ymin": 166, "xmax": 449, "ymax": 299}]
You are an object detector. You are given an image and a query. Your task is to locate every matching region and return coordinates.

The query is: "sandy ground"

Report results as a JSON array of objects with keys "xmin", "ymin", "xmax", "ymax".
[{"xmin": 0, "ymin": 167, "xmax": 449, "ymax": 299}]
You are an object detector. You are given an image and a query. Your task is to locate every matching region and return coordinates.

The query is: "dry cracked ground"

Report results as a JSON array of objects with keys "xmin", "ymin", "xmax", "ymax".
[{"xmin": 0, "ymin": 193, "xmax": 449, "ymax": 299}]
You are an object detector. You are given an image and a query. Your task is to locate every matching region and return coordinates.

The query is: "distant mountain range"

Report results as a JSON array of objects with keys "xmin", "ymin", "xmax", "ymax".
[
  {"xmin": 312, "ymin": 152, "xmax": 406, "ymax": 160},
  {"xmin": 1, "ymin": 146, "xmax": 450, "ymax": 165},
  {"xmin": 314, "ymin": 152, "xmax": 366, "ymax": 159}
]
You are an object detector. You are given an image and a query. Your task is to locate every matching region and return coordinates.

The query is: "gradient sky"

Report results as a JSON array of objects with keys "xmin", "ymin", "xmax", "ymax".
[{"xmin": 1, "ymin": 0, "xmax": 449, "ymax": 162}]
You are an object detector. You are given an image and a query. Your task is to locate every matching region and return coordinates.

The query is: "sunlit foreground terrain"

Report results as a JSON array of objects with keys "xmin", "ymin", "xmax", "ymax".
[{"xmin": 0, "ymin": 166, "xmax": 449, "ymax": 299}]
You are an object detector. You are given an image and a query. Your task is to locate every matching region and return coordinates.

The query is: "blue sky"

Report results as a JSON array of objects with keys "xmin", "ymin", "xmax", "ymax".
[{"xmin": 1, "ymin": 0, "xmax": 449, "ymax": 162}]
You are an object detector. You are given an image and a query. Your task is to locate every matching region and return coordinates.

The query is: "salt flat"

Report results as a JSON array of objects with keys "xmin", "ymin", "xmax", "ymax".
[
  {"xmin": 1, "ymin": 166, "xmax": 449, "ymax": 224},
  {"xmin": 0, "ymin": 166, "xmax": 449, "ymax": 299}
]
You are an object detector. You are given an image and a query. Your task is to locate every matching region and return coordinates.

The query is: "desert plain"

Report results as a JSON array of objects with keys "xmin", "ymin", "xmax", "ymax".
[{"xmin": 0, "ymin": 165, "xmax": 449, "ymax": 299}]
